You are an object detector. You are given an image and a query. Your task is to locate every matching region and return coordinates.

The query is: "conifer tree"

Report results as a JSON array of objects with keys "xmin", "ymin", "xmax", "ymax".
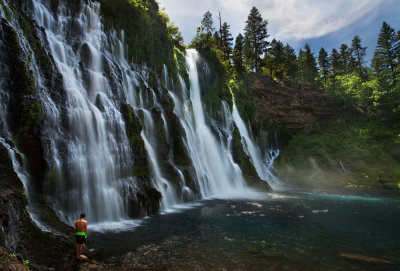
[
  {"xmin": 297, "ymin": 49, "xmax": 305, "ymax": 83},
  {"xmin": 283, "ymin": 44, "xmax": 297, "ymax": 79},
  {"xmin": 330, "ymin": 48, "xmax": 340, "ymax": 78},
  {"xmin": 264, "ymin": 39, "xmax": 285, "ymax": 79},
  {"xmin": 213, "ymin": 31, "xmax": 221, "ymax": 49},
  {"xmin": 297, "ymin": 44, "xmax": 318, "ymax": 87},
  {"xmin": 190, "ymin": 11, "xmax": 215, "ymax": 49},
  {"xmin": 338, "ymin": 43, "xmax": 351, "ymax": 75},
  {"xmin": 304, "ymin": 44, "xmax": 319, "ymax": 87},
  {"xmin": 201, "ymin": 11, "xmax": 214, "ymax": 34},
  {"xmin": 220, "ymin": 22, "xmax": 233, "ymax": 61},
  {"xmin": 372, "ymin": 21, "xmax": 399, "ymax": 88},
  {"xmin": 318, "ymin": 47, "xmax": 330, "ymax": 83},
  {"xmin": 244, "ymin": 6, "xmax": 269, "ymax": 72},
  {"xmin": 351, "ymin": 35, "xmax": 367, "ymax": 79},
  {"xmin": 233, "ymin": 33, "xmax": 245, "ymax": 74}
]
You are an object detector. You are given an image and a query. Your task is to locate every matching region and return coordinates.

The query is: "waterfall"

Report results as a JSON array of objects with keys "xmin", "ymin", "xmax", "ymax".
[
  {"xmin": 169, "ymin": 49, "xmax": 255, "ymax": 198},
  {"xmin": 1, "ymin": 0, "xmax": 278, "ymax": 228},
  {"xmin": 33, "ymin": 0, "xmax": 133, "ymax": 223},
  {"xmin": 232, "ymin": 102, "xmax": 281, "ymax": 189}
]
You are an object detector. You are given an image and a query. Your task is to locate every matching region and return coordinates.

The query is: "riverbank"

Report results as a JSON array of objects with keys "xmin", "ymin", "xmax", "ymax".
[{"xmin": 275, "ymin": 120, "xmax": 400, "ymax": 190}]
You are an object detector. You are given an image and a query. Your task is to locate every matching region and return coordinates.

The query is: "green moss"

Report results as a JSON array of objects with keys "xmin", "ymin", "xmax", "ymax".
[
  {"xmin": 0, "ymin": 0, "xmax": 12, "ymax": 21},
  {"xmin": 137, "ymin": 185, "xmax": 162, "ymax": 215},
  {"xmin": 173, "ymin": 46, "xmax": 189, "ymax": 89},
  {"xmin": 173, "ymin": 136, "xmax": 190, "ymax": 166},
  {"xmin": 275, "ymin": 121, "xmax": 400, "ymax": 188},
  {"xmin": 183, "ymin": 169, "xmax": 196, "ymax": 193},
  {"xmin": 149, "ymin": 71, "xmax": 158, "ymax": 90},
  {"xmin": 97, "ymin": 0, "xmax": 175, "ymax": 75},
  {"xmin": 231, "ymin": 128, "xmax": 271, "ymax": 190},
  {"xmin": 120, "ymin": 103, "xmax": 150, "ymax": 180},
  {"xmin": 132, "ymin": 165, "xmax": 149, "ymax": 179}
]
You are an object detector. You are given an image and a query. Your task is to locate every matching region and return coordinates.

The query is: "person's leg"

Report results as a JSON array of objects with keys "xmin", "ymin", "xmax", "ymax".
[
  {"xmin": 76, "ymin": 243, "xmax": 80, "ymax": 259},
  {"xmin": 78, "ymin": 244, "xmax": 83, "ymax": 258}
]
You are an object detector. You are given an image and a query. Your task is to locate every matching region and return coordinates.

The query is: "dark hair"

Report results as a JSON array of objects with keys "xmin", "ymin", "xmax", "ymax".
[{"xmin": 80, "ymin": 213, "xmax": 86, "ymax": 219}]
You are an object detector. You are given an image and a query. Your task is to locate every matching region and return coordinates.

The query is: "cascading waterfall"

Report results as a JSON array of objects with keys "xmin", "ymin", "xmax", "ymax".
[
  {"xmin": 232, "ymin": 102, "xmax": 281, "ymax": 189},
  {"xmin": 169, "ymin": 49, "xmax": 254, "ymax": 198},
  {"xmin": 1, "ymin": 0, "xmax": 280, "ymax": 227},
  {"xmin": 33, "ymin": 0, "xmax": 133, "ymax": 223}
]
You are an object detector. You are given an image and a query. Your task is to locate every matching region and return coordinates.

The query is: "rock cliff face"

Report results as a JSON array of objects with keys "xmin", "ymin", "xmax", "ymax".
[{"xmin": 248, "ymin": 73, "xmax": 337, "ymax": 130}]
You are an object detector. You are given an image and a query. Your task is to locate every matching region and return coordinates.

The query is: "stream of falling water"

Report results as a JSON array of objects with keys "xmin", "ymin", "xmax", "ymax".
[{"xmin": 1, "ymin": 0, "xmax": 279, "ymax": 228}]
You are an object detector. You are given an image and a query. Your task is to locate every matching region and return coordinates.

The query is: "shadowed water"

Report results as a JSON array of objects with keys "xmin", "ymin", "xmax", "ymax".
[{"xmin": 89, "ymin": 189, "xmax": 400, "ymax": 270}]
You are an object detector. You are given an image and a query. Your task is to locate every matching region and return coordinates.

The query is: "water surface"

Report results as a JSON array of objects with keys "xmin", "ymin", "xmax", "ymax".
[{"xmin": 90, "ymin": 189, "xmax": 400, "ymax": 270}]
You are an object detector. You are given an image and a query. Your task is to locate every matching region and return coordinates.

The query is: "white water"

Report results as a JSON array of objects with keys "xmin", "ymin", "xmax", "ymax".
[
  {"xmin": 169, "ymin": 49, "xmax": 257, "ymax": 199},
  {"xmin": 232, "ymin": 102, "xmax": 281, "ymax": 189},
  {"xmin": 1, "ymin": 0, "xmax": 278, "ymax": 228},
  {"xmin": 33, "ymin": 0, "xmax": 132, "ymax": 223}
]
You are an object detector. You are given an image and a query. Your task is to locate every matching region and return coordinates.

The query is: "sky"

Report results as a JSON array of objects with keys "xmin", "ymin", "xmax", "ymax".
[{"xmin": 158, "ymin": 0, "xmax": 400, "ymax": 61}]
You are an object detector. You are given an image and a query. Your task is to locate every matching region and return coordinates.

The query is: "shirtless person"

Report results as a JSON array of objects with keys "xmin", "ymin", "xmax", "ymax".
[{"xmin": 75, "ymin": 213, "xmax": 87, "ymax": 259}]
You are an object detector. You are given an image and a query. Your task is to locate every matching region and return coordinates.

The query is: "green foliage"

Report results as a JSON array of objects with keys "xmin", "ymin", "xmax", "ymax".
[
  {"xmin": 120, "ymin": 103, "xmax": 150, "ymax": 180},
  {"xmin": 372, "ymin": 21, "xmax": 399, "ymax": 90},
  {"xmin": 244, "ymin": 6, "xmax": 269, "ymax": 72},
  {"xmin": 351, "ymin": 35, "xmax": 367, "ymax": 79},
  {"xmin": 0, "ymin": 0, "xmax": 12, "ymax": 21},
  {"xmin": 338, "ymin": 43, "xmax": 353, "ymax": 75},
  {"xmin": 325, "ymin": 74, "xmax": 376, "ymax": 114},
  {"xmin": 296, "ymin": 44, "xmax": 319, "ymax": 88},
  {"xmin": 201, "ymin": 11, "xmax": 215, "ymax": 34},
  {"xmin": 233, "ymin": 33, "xmax": 245, "ymax": 75},
  {"xmin": 277, "ymin": 121, "xmax": 400, "ymax": 186},
  {"xmin": 330, "ymin": 48, "xmax": 340, "ymax": 78},
  {"xmin": 23, "ymin": 259, "xmax": 30, "ymax": 271},
  {"xmin": 97, "ymin": 0, "xmax": 175, "ymax": 74},
  {"xmin": 173, "ymin": 46, "xmax": 189, "ymax": 88},
  {"xmin": 318, "ymin": 47, "xmax": 329, "ymax": 83},
  {"xmin": 264, "ymin": 39, "xmax": 286, "ymax": 80},
  {"xmin": 198, "ymin": 48, "xmax": 231, "ymax": 114},
  {"xmin": 220, "ymin": 22, "xmax": 233, "ymax": 61}
]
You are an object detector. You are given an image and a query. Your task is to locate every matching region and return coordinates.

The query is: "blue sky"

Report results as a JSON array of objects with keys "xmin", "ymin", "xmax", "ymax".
[{"xmin": 158, "ymin": 0, "xmax": 400, "ymax": 61}]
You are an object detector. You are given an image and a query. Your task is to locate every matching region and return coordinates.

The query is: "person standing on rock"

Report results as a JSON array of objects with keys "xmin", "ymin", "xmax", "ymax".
[{"xmin": 75, "ymin": 213, "xmax": 87, "ymax": 259}]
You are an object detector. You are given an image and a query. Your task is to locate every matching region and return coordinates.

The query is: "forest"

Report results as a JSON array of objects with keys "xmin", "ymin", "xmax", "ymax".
[{"xmin": 186, "ymin": 6, "xmax": 400, "ymax": 188}]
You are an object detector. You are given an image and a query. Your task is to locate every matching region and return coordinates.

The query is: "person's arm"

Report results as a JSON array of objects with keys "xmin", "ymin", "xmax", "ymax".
[
  {"xmin": 75, "ymin": 220, "xmax": 77, "ymax": 233},
  {"xmin": 84, "ymin": 221, "xmax": 87, "ymax": 238}
]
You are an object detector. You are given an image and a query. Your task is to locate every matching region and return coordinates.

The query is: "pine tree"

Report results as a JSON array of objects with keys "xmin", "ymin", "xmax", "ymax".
[
  {"xmin": 283, "ymin": 44, "xmax": 297, "ymax": 79},
  {"xmin": 213, "ymin": 31, "xmax": 221, "ymax": 49},
  {"xmin": 233, "ymin": 33, "xmax": 245, "ymax": 74},
  {"xmin": 190, "ymin": 11, "xmax": 215, "ymax": 49},
  {"xmin": 297, "ymin": 44, "xmax": 318, "ymax": 87},
  {"xmin": 304, "ymin": 44, "xmax": 319, "ymax": 87},
  {"xmin": 297, "ymin": 49, "xmax": 305, "ymax": 83},
  {"xmin": 201, "ymin": 11, "xmax": 214, "ymax": 34},
  {"xmin": 318, "ymin": 47, "xmax": 330, "ymax": 83},
  {"xmin": 244, "ymin": 6, "xmax": 269, "ymax": 72},
  {"xmin": 264, "ymin": 39, "xmax": 285, "ymax": 79},
  {"xmin": 351, "ymin": 35, "xmax": 367, "ymax": 79},
  {"xmin": 338, "ymin": 43, "xmax": 351, "ymax": 75},
  {"xmin": 330, "ymin": 48, "xmax": 340, "ymax": 78},
  {"xmin": 372, "ymin": 21, "xmax": 398, "ymax": 88},
  {"xmin": 220, "ymin": 22, "xmax": 233, "ymax": 61}
]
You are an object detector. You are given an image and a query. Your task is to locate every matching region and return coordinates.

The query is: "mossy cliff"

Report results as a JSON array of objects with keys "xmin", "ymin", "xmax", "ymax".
[
  {"xmin": 231, "ymin": 128, "xmax": 271, "ymax": 190},
  {"xmin": 120, "ymin": 102, "xmax": 162, "ymax": 216}
]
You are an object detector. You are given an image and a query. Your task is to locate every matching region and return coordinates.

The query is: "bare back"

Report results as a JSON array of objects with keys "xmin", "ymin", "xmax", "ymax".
[{"xmin": 75, "ymin": 219, "xmax": 87, "ymax": 234}]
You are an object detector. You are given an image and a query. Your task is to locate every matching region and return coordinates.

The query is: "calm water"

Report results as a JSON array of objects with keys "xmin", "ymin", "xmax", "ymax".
[{"xmin": 89, "ymin": 189, "xmax": 400, "ymax": 270}]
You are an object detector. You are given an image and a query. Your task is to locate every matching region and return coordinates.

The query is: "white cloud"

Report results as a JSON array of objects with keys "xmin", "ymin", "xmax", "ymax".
[
  {"xmin": 158, "ymin": 0, "xmax": 393, "ymax": 44},
  {"xmin": 261, "ymin": 0, "xmax": 384, "ymax": 40}
]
